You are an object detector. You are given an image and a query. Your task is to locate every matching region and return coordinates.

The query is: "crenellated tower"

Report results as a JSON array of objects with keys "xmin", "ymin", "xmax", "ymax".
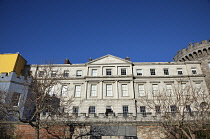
[{"xmin": 174, "ymin": 39, "xmax": 210, "ymax": 92}]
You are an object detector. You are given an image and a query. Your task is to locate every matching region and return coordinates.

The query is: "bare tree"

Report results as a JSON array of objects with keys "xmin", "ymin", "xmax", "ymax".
[{"xmin": 140, "ymin": 80, "xmax": 210, "ymax": 139}]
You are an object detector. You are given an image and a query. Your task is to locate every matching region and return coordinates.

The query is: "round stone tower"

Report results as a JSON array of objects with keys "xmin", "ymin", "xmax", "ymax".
[{"xmin": 173, "ymin": 39, "xmax": 210, "ymax": 91}]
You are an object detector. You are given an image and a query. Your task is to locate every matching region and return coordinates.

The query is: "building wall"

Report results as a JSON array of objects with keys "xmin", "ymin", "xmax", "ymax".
[
  {"xmin": 0, "ymin": 54, "xmax": 27, "ymax": 77},
  {"xmin": 28, "ymin": 55, "xmax": 208, "ymax": 120}
]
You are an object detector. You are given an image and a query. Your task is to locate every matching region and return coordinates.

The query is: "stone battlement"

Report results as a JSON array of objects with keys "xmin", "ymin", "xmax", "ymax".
[{"xmin": 174, "ymin": 39, "xmax": 210, "ymax": 62}]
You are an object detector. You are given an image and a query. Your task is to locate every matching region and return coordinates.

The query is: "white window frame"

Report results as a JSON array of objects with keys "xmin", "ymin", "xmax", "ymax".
[
  {"xmin": 152, "ymin": 84, "xmax": 158, "ymax": 96},
  {"xmin": 166, "ymin": 84, "xmax": 173, "ymax": 96},
  {"xmin": 61, "ymin": 85, "xmax": 67, "ymax": 97},
  {"xmin": 138, "ymin": 84, "xmax": 145, "ymax": 96},
  {"xmin": 51, "ymin": 71, "xmax": 56, "ymax": 77},
  {"xmin": 106, "ymin": 69, "xmax": 112, "ymax": 75},
  {"xmin": 191, "ymin": 68, "xmax": 197, "ymax": 74},
  {"xmin": 74, "ymin": 85, "xmax": 81, "ymax": 97},
  {"xmin": 150, "ymin": 69, "xmax": 156, "ymax": 75},
  {"xmin": 91, "ymin": 69, "xmax": 98, "ymax": 76},
  {"xmin": 90, "ymin": 84, "xmax": 97, "ymax": 96},
  {"xmin": 63, "ymin": 70, "xmax": 69, "ymax": 77},
  {"xmin": 121, "ymin": 68, "xmax": 127, "ymax": 75},
  {"xmin": 122, "ymin": 84, "xmax": 128, "ymax": 96},
  {"xmin": 177, "ymin": 68, "xmax": 183, "ymax": 75},
  {"xmin": 136, "ymin": 69, "xmax": 142, "ymax": 76},
  {"xmin": 89, "ymin": 106, "xmax": 95, "ymax": 113},
  {"xmin": 76, "ymin": 70, "xmax": 82, "ymax": 77},
  {"xmin": 163, "ymin": 68, "xmax": 169, "ymax": 75},
  {"xmin": 106, "ymin": 84, "xmax": 113, "ymax": 96}
]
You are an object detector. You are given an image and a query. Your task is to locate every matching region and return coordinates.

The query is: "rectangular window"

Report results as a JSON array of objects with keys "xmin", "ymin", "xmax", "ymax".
[
  {"xmin": 121, "ymin": 68, "xmax": 127, "ymax": 75},
  {"xmin": 123, "ymin": 105, "xmax": 128, "ymax": 114},
  {"xmin": 61, "ymin": 85, "xmax": 67, "ymax": 97},
  {"xmin": 195, "ymin": 83, "xmax": 202, "ymax": 94},
  {"xmin": 155, "ymin": 106, "xmax": 161, "ymax": 114},
  {"xmin": 138, "ymin": 84, "xmax": 145, "ymax": 96},
  {"xmin": 76, "ymin": 70, "xmax": 82, "ymax": 77},
  {"xmin": 74, "ymin": 85, "xmax": 81, "ymax": 97},
  {"xmin": 12, "ymin": 92, "xmax": 21, "ymax": 106},
  {"xmin": 170, "ymin": 105, "xmax": 177, "ymax": 116},
  {"xmin": 163, "ymin": 68, "xmax": 169, "ymax": 75},
  {"xmin": 89, "ymin": 106, "xmax": 95, "ymax": 113},
  {"xmin": 136, "ymin": 69, "xmax": 142, "ymax": 76},
  {"xmin": 152, "ymin": 84, "xmax": 158, "ymax": 96},
  {"xmin": 51, "ymin": 71, "xmax": 56, "ymax": 77},
  {"xmin": 49, "ymin": 86, "xmax": 55, "ymax": 96},
  {"xmin": 191, "ymin": 68, "xmax": 197, "ymax": 74},
  {"xmin": 122, "ymin": 84, "xmax": 128, "ymax": 96},
  {"xmin": 106, "ymin": 84, "xmax": 112, "ymax": 96},
  {"xmin": 150, "ymin": 69, "xmax": 156, "ymax": 75},
  {"xmin": 92, "ymin": 69, "xmax": 98, "ymax": 76},
  {"xmin": 90, "ymin": 84, "xmax": 97, "ymax": 96},
  {"xmin": 106, "ymin": 69, "xmax": 112, "ymax": 75},
  {"xmin": 73, "ymin": 106, "xmax": 79, "ymax": 113},
  {"xmin": 166, "ymin": 84, "xmax": 173, "ymax": 96},
  {"xmin": 39, "ymin": 71, "xmax": 44, "ymax": 77},
  {"xmin": 63, "ymin": 70, "xmax": 69, "ymax": 77},
  {"xmin": 140, "ymin": 106, "xmax": 146, "ymax": 117},
  {"xmin": 177, "ymin": 68, "xmax": 183, "ymax": 75},
  {"xmin": 181, "ymin": 83, "xmax": 187, "ymax": 95}
]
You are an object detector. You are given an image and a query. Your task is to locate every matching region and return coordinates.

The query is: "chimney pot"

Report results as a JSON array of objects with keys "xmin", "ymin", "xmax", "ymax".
[
  {"xmin": 125, "ymin": 57, "xmax": 130, "ymax": 61},
  {"xmin": 89, "ymin": 57, "xmax": 93, "ymax": 61},
  {"xmin": 64, "ymin": 58, "xmax": 71, "ymax": 64}
]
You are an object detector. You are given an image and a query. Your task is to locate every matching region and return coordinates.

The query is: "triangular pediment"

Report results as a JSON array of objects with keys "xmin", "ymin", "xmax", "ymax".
[{"xmin": 87, "ymin": 54, "xmax": 132, "ymax": 64}]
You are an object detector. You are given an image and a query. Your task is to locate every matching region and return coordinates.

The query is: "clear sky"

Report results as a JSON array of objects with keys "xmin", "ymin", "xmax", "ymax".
[{"xmin": 0, "ymin": 0, "xmax": 210, "ymax": 64}]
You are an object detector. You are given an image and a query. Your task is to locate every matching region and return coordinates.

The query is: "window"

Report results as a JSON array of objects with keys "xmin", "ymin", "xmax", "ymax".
[
  {"xmin": 92, "ymin": 69, "xmax": 98, "ymax": 76},
  {"xmin": 121, "ymin": 68, "xmax": 127, "ymax": 75},
  {"xmin": 181, "ymin": 83, "xmax": 187, "ymax": 95},
  {"xmin": 155, "ymin": 106, "xmax": 161, "ymax": 114},
  {"xmin": 89, "ymin": 106, "xmax": 95, "ymax": 113},
  {"xmin": 61, "ymin": 85, "xmax": 67, "ymax": 97},
  {"xmin": 208, "ymin": 63, "xmax": 210, "ymax": 67},
  {"xmin": 177, "ymin": 68, "xmax": 183, "ymax": 75},
  {"xmin": 152, "ymin": 84, "xmax": 158, "ymax": 96},
  {"xmin": 170, "ymin": 105, "xmax": 177, "ymax": 116},
  {"xmin": 51, "ymin": 71, "xmax": 56, "ymax": 77},
  {"xmin": 191, "ymin": 68, "xmax": 197, "ymax": 74},
  {"xmin": 140, "ymin": 106, "xmax": 146, "ymax": 117},
  {"xmin": 106, "ymin": 84, "xmax": 112, "ymax": 96},
  {"xmin": 74, "ymin": 85, "xmax": 81, "ymax": 97},
  {"xmin": 163, "ymin": 68, "xmax": 169, "ymax": 75},
  {"xmin": 90, "ymin": 84, "xmax": 97, "ymax": 96},
  {"xmin": 150, "ymin": 69, "xmax": 156, "ymax": 75},
  {"xmin": 123, "ymin": 105, "xmax": 128, "ymax": 115},
  {"xmin": 49, "ymin": 86, "xmax": 55, "ymax": 96},
  {"xmin": 138, "ymin": 84, "xmax": 145, "ymax": 96},
  {"xmin": 105, "ymin": 106, "xmax": 113, "ymax": 116},
  {"xmin": 195, "ymin": 83, "xmax": 202, "ymax": 94},
  {"xmin": 122, "ymin": 84, "xmax": 128, "ymax": 96},
  {"xmin": 106, "ymin": 69, "xmax": 112, "ymax": 75},
  {"xmin": 12, "ymin": 92, "xmax": 21, "ymax": 106},
  {"xmin": 76, "ymin": 70, "xmax": 82, "ymax": 77},
  {"xmin": 186, "ymin": 105, "xmax": 192, "ymax": 116},
  {"xmin": 166, "ymin": 84, "xmax": 173, "ymax": 96},
  {"xmin": 136, "ymin": 69, "xmax": 142, "ymax": 76},
  {"xmin": 73, "ymin": 106, "xmax": 79, "ymax": 113},
  {"xmin": 63, "ymin": 70, "xmax": 69, "ymax": 77},
  {"xmin": 39, "ymin": 71, "xmax": 44, "ymax": 77}
]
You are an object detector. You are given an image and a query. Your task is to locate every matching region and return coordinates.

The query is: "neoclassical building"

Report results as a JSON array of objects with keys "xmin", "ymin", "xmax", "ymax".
[{"xmin": 29, "ymin": 54, "xmax": 208, "ymax": 120}]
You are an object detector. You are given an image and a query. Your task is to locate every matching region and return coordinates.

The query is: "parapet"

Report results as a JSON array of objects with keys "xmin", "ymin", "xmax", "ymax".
[{"xmin": 174, "ymin": 39, "xmax": 210, "ymax": 62}]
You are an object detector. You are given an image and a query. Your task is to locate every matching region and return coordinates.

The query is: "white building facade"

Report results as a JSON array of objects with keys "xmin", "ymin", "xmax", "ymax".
[{"xmin": 29, "ymin": 55, "xmax": 208, "ymax": 121}]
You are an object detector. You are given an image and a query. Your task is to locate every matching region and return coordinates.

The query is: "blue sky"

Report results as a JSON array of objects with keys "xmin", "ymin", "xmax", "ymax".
[{"xmin": 0, "ymin": 0, "xmax": 210, "ymax": 64}]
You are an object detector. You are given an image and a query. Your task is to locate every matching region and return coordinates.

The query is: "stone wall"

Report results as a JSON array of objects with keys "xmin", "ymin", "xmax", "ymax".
[{"xmin": 0, "ymin": 121, "xmax": 168, "ymax": 139}]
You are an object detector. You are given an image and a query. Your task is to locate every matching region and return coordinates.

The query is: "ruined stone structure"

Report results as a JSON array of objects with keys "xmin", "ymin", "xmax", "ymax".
[{"xmin": 174, "ymin": 39, "xmax": 210, "ymax": 91}]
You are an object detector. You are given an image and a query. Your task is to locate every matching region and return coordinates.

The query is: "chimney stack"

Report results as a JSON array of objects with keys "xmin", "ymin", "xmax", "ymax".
[
  {"xmin": 64, "ymin": 58, "xmax": 71, "ymax": 64},
  {"xmin": 89, "ymin": 57, "xmax": 93, "ymax": 61},
  {"xmin": 125, "ymin": 56, "xmax": 130, "ymax": 61}
]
